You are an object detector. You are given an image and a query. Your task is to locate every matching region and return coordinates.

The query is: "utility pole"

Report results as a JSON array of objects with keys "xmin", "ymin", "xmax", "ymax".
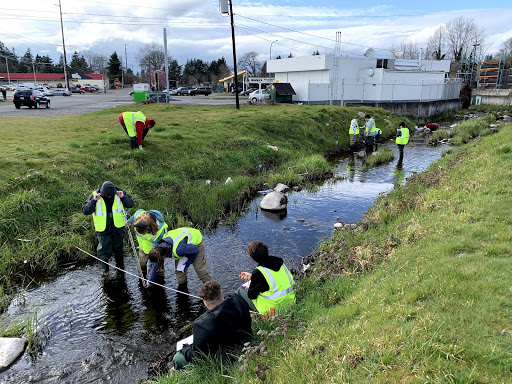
[
  {"xmin": 58, "ymin": 0, "xmax": 69, "ymax": 90},
  {"xmin": 125, "ymin": 43, "xmax": 128, "ymax": 87},
  {"xmin": 5, "ymin": 56, "xmax": 11, "ymax": 85},
  {"xmin": 229, "ymin": 0, "xmax": 239, "ymax": 109},
  {"xmin": 163, "ymin": 28, "xmax": 169, "ymax": 94}
]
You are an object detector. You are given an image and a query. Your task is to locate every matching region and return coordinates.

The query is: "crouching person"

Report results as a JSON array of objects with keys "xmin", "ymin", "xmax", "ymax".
[
  {"xmin": 173, "ymin": 281, "xmax": 253, "ymax": 370},
  {"xmin": 238, "ymin": 240, "xmax": 296, "ymax": 315},
  {"xmin": 147, "ymin": 227, "xmax": 212, "ymax": 290}
]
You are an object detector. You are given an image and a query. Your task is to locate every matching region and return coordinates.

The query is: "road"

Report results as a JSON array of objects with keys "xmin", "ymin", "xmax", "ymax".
[{"xmin": 0, "ymin": 88, "xmax": 247, "ymax": 116}]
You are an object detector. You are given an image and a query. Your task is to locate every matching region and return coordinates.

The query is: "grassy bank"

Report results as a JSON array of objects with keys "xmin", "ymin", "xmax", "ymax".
[
  {"xmin": 0, "ymin": 104, "xmax": 410, "ymax": 299},
  {"xmin": 152, "ymin": 125, "xmax": 512, "ymax": 383}
]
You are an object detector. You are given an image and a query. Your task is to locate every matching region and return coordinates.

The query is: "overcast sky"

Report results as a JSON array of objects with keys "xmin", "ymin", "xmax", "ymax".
[{"xmin": 1, "ymin": 0, "xmax": 511, "ymax": 72}]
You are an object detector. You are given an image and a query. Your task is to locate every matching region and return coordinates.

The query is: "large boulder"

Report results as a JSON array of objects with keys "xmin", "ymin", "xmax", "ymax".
[
  {"xmin": 273, "ymin": 183, "xmax": 290, "ymax": 193},
  {"xmin": 260, "ymin": 191, "xmax": 287, "ymax": 211},
  {"xmin": 0, "ymin": 337, "xmax": 27, "ymax": 371}
]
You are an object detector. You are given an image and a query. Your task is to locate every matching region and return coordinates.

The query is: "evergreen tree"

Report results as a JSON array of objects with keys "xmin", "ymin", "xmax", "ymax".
[
  {"xmin": 69, "ymin": 51, "xmax": 89, "ymax": 73},
  {"xmin": 168, "ymin": 59, "xmax": 181, "ymax": 85},
  {"xmin": 107, "ymin": 51, "xmax": 122, "ymax": 83},
  {"xmin": 18, "ymin": 48, "xmax": 33, "ymax": 73}
]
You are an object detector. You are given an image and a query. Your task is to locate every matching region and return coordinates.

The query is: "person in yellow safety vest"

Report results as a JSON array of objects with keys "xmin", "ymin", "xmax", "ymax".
[
  {"xmin": 126, "ymin": 209, "xmax": 168, "ymax": 279},
  {"xmin": 82, "ymin": 181, "xmax": 134, "ymax": 273},
  {"xmin": 118, "ymin": 111, "xmax": 156, "ymax": 150},
  {"xmin": 396, "ymin": 121, "xmax": 410, "ymax": 169},
  {"xmin": 147, "ymin": 227, "xmax": 212, "ymax": 290},
  {"xmin": 363, "ymin": 114, "xmax": 379, "ymax": 154},
  {"xmin": 238, "ymin": 241, "xmax": 296, "ymax": 314},
  {"xmin": 349, "ymin": 115, "xmax": 360, "ymax": 149}
]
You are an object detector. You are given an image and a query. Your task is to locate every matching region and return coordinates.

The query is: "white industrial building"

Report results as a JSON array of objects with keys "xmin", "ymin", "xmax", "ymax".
[{"xmin": 266, "ymin": 55, "xmax": 461, "ymax": 105}]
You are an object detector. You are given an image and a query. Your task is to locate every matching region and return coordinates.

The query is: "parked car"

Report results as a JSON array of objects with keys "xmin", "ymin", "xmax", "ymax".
[
  {"xmin": 56, "ymin": 83, "xmax": 63, "ymax": 88},
  {"xmin": 83, "ymin": 83, "xmax": 99, "ymax": 91},
  {"xmin": 12, "ymin": 89, "xmax": 50, "ymax": 109},
  {"xmin": 172, "ymin": 87, "xmax": 192, "ymax": 96},
  {"xmin": 51, "ymin": 89, "xmax": 72, "ymax": 96},
  {"xmin": 70, "ymin": 87, "xmax": 85, "ymax": 94},
  {"xmin": 188, "ymin": 87, "xmax": 212, "ymax": 96},
  {"xmin": 249, "ymin": 89, "xmax": 267, "ymax": 103},
  {"xmin": 241, "ymin": 87, "xmax": 257, "ymax": 96},
  {"xmin": 80, "ymin": 86, "xmax": 96, "ymax": 93},
  {"xmin": 42, "ymin": 89, "xmax": 54, "ymax": 96}
]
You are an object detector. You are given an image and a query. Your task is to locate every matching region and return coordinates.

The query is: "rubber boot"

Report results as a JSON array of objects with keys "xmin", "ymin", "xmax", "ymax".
[{"xmin": 100, "ymin": 255, "xmax": 110, "ymax": 273}]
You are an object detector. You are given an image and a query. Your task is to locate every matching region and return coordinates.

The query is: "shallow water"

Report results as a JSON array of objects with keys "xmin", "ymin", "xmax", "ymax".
[{"xmin": 0, "ymin": 136, "xmax": 446, "ymax": 383}]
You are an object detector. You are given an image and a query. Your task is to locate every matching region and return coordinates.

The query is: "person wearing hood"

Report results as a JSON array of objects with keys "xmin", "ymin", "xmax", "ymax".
[
  {"xmin": 126, "ymin": 209, "xmax": 168, "ymax": 278},
  {"xmin": 82, "ymin": 181, "xmax": 134, "ymax": 272},
  {"xmin": 172, "ymin": 280, "xmax": 252, "ymax": 370},
  {"xmin": 238, "ymin": 241, "xmax": 296, "ymax": 315},
  {"xmin": 147, "ymin": 227, "xmax": 212, "ymax": 290},
  {"xmin": 118, "ymin": 111, "xmax": 156, "ymax": 150}
]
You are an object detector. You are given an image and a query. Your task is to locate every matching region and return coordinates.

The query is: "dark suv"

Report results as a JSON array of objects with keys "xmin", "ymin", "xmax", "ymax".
[
  {"xmin": 188, "ymin": 87, "xmax": 212, "ymax": 96},
  {"xmin": 13, "ymin": 89, "xmax": 51, "ymax": 109}
]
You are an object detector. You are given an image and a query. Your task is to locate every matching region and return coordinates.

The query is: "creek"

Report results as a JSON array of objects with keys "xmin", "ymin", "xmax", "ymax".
[{"xmin": 0, "ymin": 135, "xmax": 446, "ymax": 384}]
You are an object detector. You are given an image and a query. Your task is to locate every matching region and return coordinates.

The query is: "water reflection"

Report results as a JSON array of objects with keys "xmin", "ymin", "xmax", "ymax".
[
  {"xmin": 101, "ymin": 271, "xmax": 136, "ymax": 335},
  {"xmin": 261, "ymin": 208, "xmax": 287, "ymax": 222}
]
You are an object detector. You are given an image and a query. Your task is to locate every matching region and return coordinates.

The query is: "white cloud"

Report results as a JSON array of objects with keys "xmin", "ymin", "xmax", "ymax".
[{"xmin": 0, "ymin": 1, "xmax": 510, "ymax": 70}]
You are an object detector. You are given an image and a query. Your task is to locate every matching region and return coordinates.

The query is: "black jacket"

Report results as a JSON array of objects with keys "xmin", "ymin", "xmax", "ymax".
[
  {"xmin": 247, "ymin": 256, "xmax": 284, "ymax": 300},
  {"xmin": 82, "ymin": 188, "xmax": 134, "ymax": 235},
  {"xmin": 182, "ymin": 293, "xmax": 252, "ymax": 362}
]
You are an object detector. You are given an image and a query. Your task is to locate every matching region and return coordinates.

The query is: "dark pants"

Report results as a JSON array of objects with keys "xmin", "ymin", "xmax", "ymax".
[
  {"xmin": 365, "ymin": 136, "xmax": 374, "ymax": 154},
  {"xmin": 120, "ymin": 121, "xmax": 148, "ymax": 149},
  {"xmin": 397, "ymin": 144, "xmax": 405, "ymax": 168},
  {"xmin": 97, "ymin": 232, "xmax": 125, "ymax": 272}
]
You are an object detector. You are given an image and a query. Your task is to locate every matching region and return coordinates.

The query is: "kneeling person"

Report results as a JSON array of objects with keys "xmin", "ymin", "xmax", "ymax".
[
  {"xmin": 238, "ymin": 240, "xmax": 296, "ymax": 315},
  {"xmin": 173, "ymin": 281, "xmax": 253, "ymax": 369}
]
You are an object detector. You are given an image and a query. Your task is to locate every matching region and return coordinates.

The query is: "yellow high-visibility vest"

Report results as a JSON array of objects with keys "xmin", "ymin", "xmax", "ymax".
[
  {"xmin": 163, "ymin": 228, "xmax": 203, "ymax": 260},
  {"xmin": 122, "ymin": 111, "xmax": 146, "ymax": 138},
  {"xmin": 365, "ymin": 118, "xmax": 379, "ymax": 136},
  {"xmin": 396, "ymin": 128, "xmax": 410, "ymax": 145},
  {"xmin": 349, "ymin": 119, "xmax": 359, "ymax": 135},
  {"xmin": 134, "ymin": 211, "xmax": 168, "ymax": 253},
  {"xmin": 252, "ymin": 264, "xmax": 296, "ymax": 314},
  {"xmin": 92, "ymin": 192, "xmax": 125, "ymax": 232}
]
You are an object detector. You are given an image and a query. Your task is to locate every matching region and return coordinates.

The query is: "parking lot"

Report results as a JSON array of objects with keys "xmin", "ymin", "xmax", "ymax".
[{"xmin": 0, "ymin": 88, "xmax": 246, "ymax": 116}]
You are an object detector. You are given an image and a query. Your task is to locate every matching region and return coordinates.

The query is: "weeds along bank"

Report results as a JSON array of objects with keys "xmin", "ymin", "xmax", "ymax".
[
  {"xmin": 151, "ymin": 124, "xmax": 512, "ymax": 384},
  {"xmin": 0, "ymin": 104, "xmax": 411, "ymax": 300}
]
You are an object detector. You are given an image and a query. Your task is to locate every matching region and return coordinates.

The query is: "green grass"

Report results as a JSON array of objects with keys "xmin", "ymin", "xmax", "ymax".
[
  {"xmin": 152, "ymin": 125, "xmax": 512, "ymax": 383},
  {"xmin": 0, "ymin": 104, "xmax": 409, "ymax": 302},
  {"xmin": 363, "ymin": 148, "xmax": 394, "ymax": 168}
]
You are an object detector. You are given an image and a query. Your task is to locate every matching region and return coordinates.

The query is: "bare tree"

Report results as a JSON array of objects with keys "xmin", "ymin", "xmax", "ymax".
[
  {"xmin": 498, "ymin": 37, "xmax": 512, "ymax": 62},
  {"xmin": 82, "ymin": 51, "xmax": 107, "ymax": 74},
  {"xmin": 237, "ymin": 51, "xmax": 262, "ymax": 76},
  {"xmin": 443, "ymin": 17, "xmax": 486, "ymax": 61},
  {"xmin": 137, "ymin": 43, "xmax": 165, "ymax": 81},
  {"xmin": 424, "ymin": 26, "xmax": 446, "ymax": 60},
  {"xmin": 391, "ymin": 40, "xmax": 420, "ymax": 59}
]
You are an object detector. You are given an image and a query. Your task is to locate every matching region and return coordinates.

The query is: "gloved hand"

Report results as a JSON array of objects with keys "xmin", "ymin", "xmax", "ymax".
[
  {"xmin": 139, "ymin": 145, "xmax": 144, "ymax": 150},
  {"xmin": 184, "ymin": 259, "xmax": 192, "ymax": 268}
]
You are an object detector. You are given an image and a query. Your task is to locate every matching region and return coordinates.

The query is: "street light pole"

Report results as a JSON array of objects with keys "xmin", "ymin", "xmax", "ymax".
[
  {"xmin": 220, "ymin": 0, "xmax": 239, "ymax": 109},
  {"xmin": 270, "ymin": 40, "xmax": 278, "ymax": 61}
]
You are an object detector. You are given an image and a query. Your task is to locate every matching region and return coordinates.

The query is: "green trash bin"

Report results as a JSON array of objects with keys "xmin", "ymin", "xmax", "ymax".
[{"xmin": 133, "ymin": 91, "xmax": 148, "ymax": 103}]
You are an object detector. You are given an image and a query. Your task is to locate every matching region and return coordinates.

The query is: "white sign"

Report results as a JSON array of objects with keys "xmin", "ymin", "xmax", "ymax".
[{"xmin": 248, "ymin": 77, "xmax": 274, "ymax": 83}]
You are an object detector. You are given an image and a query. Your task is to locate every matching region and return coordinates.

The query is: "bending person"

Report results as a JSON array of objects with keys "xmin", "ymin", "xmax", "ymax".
[
  {"xmin": 238, "ymin": 240, "xmax": 295, "ymax": 314},
  {"xmin": 118, "ymin": 111, "xmax": 156, "ymax": 150},
  {"xmin": 147, "ymin": 227, "xmax": 212, "ymax": 290},
  {"xmin": 126, "ymin": 209, "xmax": 168, "ymax": 278}
]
